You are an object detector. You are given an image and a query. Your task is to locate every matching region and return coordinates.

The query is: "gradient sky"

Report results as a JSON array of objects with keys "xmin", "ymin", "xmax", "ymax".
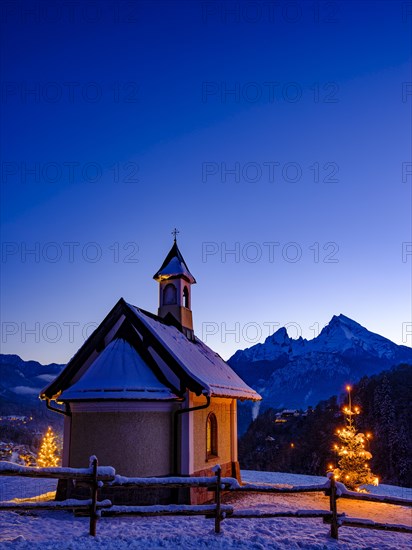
[{"xmin": 1, "ymin": 0, "xmax": 411, "ymax": 364}]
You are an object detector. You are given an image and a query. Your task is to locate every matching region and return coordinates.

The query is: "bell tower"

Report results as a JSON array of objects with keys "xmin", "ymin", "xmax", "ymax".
[{"xmin": 153, "ymin": 230, "xmax": 196, "ymax": 339}]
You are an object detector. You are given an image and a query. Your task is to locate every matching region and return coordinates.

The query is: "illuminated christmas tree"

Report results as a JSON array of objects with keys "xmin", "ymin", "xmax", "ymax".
[
  {"xmin": 332, "ymin": 386, "xmax": 378, "ymax": 491},
  {"xmin": 37, "ymin": 426, "xmax": 60, "ymax": 467}
]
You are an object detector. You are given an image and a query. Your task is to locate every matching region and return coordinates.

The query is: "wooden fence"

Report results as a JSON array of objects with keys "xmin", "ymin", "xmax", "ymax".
[
  {"xmin": 1, "ymin": 458, "xmax": 411, "ymax": 540},
  {"xmin": 0, "ymin": 457, "xmax": 113, "ymax": 536},
  {"xmin": 226, "ymin": 474, "xmax": 412, "ymax": 539}
]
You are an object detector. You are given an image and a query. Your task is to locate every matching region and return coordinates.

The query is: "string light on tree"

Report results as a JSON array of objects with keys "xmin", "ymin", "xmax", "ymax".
[
  {"xmin": 37, "ymin": 426, "xmax": 60, "ymax": 468},
  {"xmin": 332, "ymin": 385, "xmax": 379, "ymax": 491}
]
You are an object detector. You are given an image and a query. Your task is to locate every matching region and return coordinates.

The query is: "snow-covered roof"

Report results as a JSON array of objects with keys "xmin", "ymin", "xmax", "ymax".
[
  {"xmin": 127, "ymin": 304, "xmax": 260, "ymax": 401},
  {"xmin": 41, "ymin": 298, "xmax": 261, "ymax": 403},
  {"xmin": 153, "ymin": 242, "xmax": 196, "ymax": 284},
  {"xmin": 59, "ymin": 338, "xmax": 178, "ymax": 401}
]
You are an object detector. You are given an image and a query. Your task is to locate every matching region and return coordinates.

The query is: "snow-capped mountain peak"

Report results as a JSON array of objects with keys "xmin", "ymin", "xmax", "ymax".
[
  {"xmin": 314, "ymin": 314, "xmax": 407, "ymax": 359},
  {"xmin": 228, "ymin": 314, "xmax": 412, "ymax": 422},
  {"xmin": 265, "ymin": 327, "xmax": 290, "ymax": 345},
  {"xmin": 231, "ymin": 314, "xmax": 410, "ymax": 365}
]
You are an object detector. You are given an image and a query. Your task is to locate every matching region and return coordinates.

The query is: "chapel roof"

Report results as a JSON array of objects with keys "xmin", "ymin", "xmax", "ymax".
[
  {"xmin": 128, "ymin": 303, "xmax": 260, "ymax": 401},
  {"xmin": 40, "ymin": 298, "xmax": 261, "ymax": 403}
]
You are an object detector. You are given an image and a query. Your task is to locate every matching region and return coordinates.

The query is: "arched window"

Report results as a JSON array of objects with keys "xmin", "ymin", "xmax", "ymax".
[
  {"xmin": 163, "ymin": 283, "xmax": 177, "ymax": 305},
  {"xmin": 183, "ymin": 286, "xmax": 189, "ymax": 308},
  {"xmin": 206, "ymin": 412, "xmax": 218, "ymax": 459}
]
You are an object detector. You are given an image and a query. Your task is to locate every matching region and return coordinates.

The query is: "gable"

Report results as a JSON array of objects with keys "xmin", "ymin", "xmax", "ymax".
[{"xmin": 59, "ymin": 338, "xmax": 179, "ymax": 401}]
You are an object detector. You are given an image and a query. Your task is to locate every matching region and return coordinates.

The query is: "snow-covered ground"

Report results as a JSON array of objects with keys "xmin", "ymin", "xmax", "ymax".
[
  {"xmin": 0, "ymin": 477, "xmax": 57, "ymax": 503},
  {"xmin": 0, "ymin": 471, "xmax": 410, "ymax": 549}
]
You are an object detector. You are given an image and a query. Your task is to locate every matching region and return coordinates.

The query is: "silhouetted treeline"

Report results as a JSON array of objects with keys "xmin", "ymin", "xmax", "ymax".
[{"xmin": 239, "ymin": 364, "xmax": 412, "ymax": 487}]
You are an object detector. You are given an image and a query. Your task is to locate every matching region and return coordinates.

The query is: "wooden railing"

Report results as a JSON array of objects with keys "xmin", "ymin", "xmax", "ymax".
[
  {"xmin": 101, "ymin": 464, "xmax": 232, "ymax": 533},
  {"xmin": 225, "ymin": 474, "xmax": 412, "ymax": 540},
  {"xmin": 0, "ymin": 459, "xmax": 230, "ymax": 535},
  {"xmin": 1, "ymin": 459, "xmax": 411, "ymax": 540},
  {"xmin": 324, "ymin": 475, "xmax": 412, "ymax": 539},
  {"xmin": 0, "ymin": 457, "xmax": 113, "ymax": 535}
]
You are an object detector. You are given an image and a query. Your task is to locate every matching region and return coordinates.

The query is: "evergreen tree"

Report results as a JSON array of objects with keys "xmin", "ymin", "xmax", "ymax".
[
  {"xmin": 333, "ymin": 386, "xmax": 378, "ymax": 491},
  {"xmin": 37, "ymin": 426, "xmax": 60, "ymax": 467},
  {"xmin": 373, "ymin": 375, "xmax": 397, "ymax": 479}
]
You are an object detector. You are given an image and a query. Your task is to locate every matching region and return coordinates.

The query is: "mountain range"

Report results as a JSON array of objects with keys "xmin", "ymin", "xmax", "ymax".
[
  {"xmin": 228, "ymin": 314, "xmax": 412, "ymax": 426},
  {"xmin": 0, "ymin": 354, "xmax": 63, "ymax": 417}
]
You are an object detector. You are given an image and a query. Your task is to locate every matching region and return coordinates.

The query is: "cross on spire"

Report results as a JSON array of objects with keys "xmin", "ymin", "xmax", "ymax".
[{"xmin": 172, "ymin": 227, "xmax": 180, "ymax": 242}]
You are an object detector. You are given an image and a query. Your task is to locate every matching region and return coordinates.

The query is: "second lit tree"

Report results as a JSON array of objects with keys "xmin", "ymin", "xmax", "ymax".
[{"xmin": 37, "ymin": 426, "xmax": 60, "ymax": 468}]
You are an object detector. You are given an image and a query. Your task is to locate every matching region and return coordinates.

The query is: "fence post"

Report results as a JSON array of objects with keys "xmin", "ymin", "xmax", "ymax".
[
  {"xmin": 89, "ymin": 457, "xmax": 98, "ymax": 537},
  {"xmin": 329, "ymin": 475, "xmax": 338, "ymax": 540},
  {"xmin": 214, "ymin": 466, "xmax": 222, "ymax": 534}
]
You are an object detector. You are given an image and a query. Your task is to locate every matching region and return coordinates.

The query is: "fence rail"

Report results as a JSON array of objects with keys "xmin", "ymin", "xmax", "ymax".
[
  {"xmin": 336, "ymin": 517, "xmax": 412, "ymax": 533},
  {"xmin": 339, "ymin": 491, "xmax": 412, "ymax": 507},
  {"xmin": 0, "ymin": 499, "xmax": 112, "ymax": 512},
  {"xmin": 1, "ymin": 458, "xmax": 411, "ymax": 540},
  {"xmin": 0, "ymin": 460, "xmax": 115, "ymax": 481},
  {"xmin": 102, "ymin": 504, "xmax": 234, "ymax": 517}
]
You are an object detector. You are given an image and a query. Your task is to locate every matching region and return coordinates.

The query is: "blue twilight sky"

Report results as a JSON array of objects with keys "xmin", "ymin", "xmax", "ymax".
[{"xmin": 1, "ymin": 0, "xmax": 411, "ymax": 364}]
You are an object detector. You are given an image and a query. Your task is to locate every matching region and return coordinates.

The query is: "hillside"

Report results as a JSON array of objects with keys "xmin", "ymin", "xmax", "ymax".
[
  {"xmin": 0, "ymin": 354, "xmax": 63, "ymax": 414},
  {"xmin": 0, "ymin": 355, "xmax": 64, "ymax": 452},
  {"xmin": 239, "ymin": 364, "xmax": 412, "ymax": 487}
]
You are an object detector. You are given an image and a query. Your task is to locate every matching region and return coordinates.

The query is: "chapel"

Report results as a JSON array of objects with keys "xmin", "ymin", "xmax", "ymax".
[{"xmin": 40, "ymin": 236, "xmax": 261, "ymax": 503}]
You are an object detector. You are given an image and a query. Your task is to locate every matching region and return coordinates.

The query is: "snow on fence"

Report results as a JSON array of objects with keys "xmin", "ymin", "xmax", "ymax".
[
  {"xmin": 0, "ymin": 456, "xmax": 114, "ymax": 536},
  {"xmin": 0, "ymin": 459, "xmax": 115, "ymax": 481},
  {"xmin": 1, "ymin": 459, "xmax": 411, "ymax": 540},
  {"xmin": 0, "ymin": 458, "xmax": 230, "ymax": 536}
]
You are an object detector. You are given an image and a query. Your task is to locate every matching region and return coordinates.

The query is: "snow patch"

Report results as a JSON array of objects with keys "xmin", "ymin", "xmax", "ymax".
[
  {"xmin": 36, "ymin": 374, "xmax": 56, "ymax": 383},
  {"xmin": 251, "ymin": 401, "xmax": 261, "ymax": 420},
  {"xmin": 11, "ymin": 386, "xmax": 39, "ymax": 395}
]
